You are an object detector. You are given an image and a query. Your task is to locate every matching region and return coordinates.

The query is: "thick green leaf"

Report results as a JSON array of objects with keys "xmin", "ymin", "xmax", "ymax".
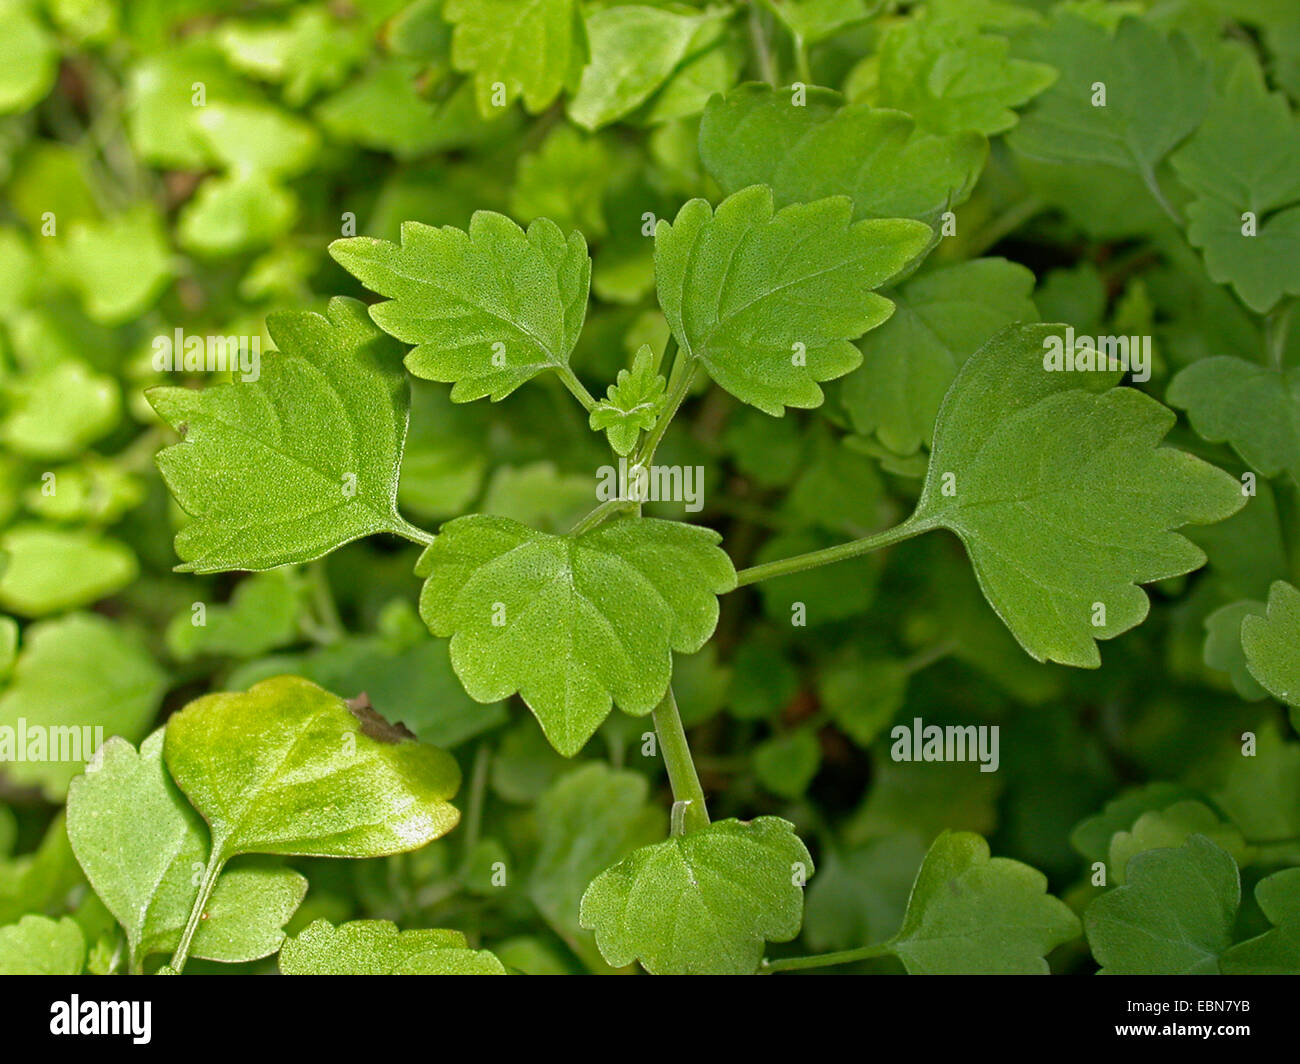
[
  {"xmin": 1085, "ymin": 834, "xmax": 1240, "ymax": 974},
  {"xmin": 416, "ymin": 515, "xmax": 735, "ymax": 755},
  {"xmin": 911, "ymin": 323, "xmax": 1245, "ymax": 667},
  {"xmin": 149, "ymin": 297, "xmax": 413, "ymax": 572},
  {"xmin": 162, "ymin": 676, "xmax": 461, "ymax": 862},
  {"xmin": 0, "ymin": 613, "xmax": 166, "ymax": 799},
  {"xmin": 655, "ymin": 185, "xmax": 931, "ymax": 415},
  {"xmin": 1241, "ymin": 581, "xmax": 1300, "ymax": 706},
  {"xmin": 699, "ymin": 83, "xmax": 987, "ymax": 223},
  {"xmin": 0, "ymin": 915, "xmax": 84, "ymax": 975},
  {"xmin": 1221, "ymin": 868, "xmax": 1300, "ymax": 974},
  {"xmin": 579, "ymin": 816, "xmax": 813, "ymax": 974},
  {"xmin": 885, "ymin": 831, "xmax": 1079, "ymax": 974},
  {"xmin": 1011, "ymin": 15, "xmax": 1210, "ymax": 177},
  {"xmin": 330, "ymin": 213, "xmax": 590, "ymax": 402},
  {"xmin": 67, "ymin": 732, "xmax": 306, "ymax": 970},
  {"xmin": 279, "ymin": 919, "xmax": 505, "ymax": 974},
  {"xmin": 444, "ymin": 0, "xmax": 585, "ymax": 115},
  {"xmin": 842, "ymin": 258, "xmax": 1038, "ymax": 455},
  {"xmin": 1168, "ymin": 357, "xmax": 1300, "ymax": 481}
]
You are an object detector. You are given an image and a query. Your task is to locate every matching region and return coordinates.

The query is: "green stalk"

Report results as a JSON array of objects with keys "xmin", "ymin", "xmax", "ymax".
[
  {"xmin": 556, "ymin": 364, "xmax": 598, "ymax": 412},
  {"xmin": 761, "ymin": 942, "xmax": 892, "ymax": 973},
  {"xmin": 732, "ymin": 516, "xmax": 932, "ymax": 588},
  {"xmin": 171, "ymin": 854, "xmax": 225, "ymax": 973},
  {"xmin": 652, "ymin": 687, "xmax": 709, "ymax": 835}
]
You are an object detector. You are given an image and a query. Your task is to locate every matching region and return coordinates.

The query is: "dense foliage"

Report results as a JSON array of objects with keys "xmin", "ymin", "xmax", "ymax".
[{"xmin": 1, "ymin": 0, "xmax": 1298, "ymax": 977}]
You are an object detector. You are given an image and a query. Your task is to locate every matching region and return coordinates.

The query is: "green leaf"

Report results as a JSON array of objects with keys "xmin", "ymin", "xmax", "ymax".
[
  {"xmin": 579, "ymin": 816, "xmax": 813, "ymax": 974},
  {"xmin": 1, "ymin": 360, "xmax": 119, "ymax": 460},
  {"xmin": 699, "ymin": 83, "xmax": 987, "ymax": 224},
  {"xmin": 330, "ymin": 213, "xmax": 590, "ymax": 402},
  {"xmin": 162, "ymin": 675, "xmax": 461, "ymax": 862},
  {"xmin": 1106, "ymin": 799, "xmax": 1249, "ymax": 886},
  {"xmin": 589, "ymin": 346, "xmax": 667, "ymax": 455},
  {"xmin": 1085, "ymin": 834, "xmax": 1240, "ymax": 974},
  {"xmin": 1212, "ymin": 719, "xmax": 1300, "ymax": 843},
  {"xmin": 416, "ymin": 515, "xmax": 736, "ymax": 755},
  {"xmin": 178, "ymin": 172, "xmax": 298, "ymax": 257},
  {"xmin": 803, "ymin": 833, "xmax": 928, "ymax": 953},
  {"xmin": 0, "ymin": 613, "xmax": 167, "ymax": 799},
  {"xmin": 1221, "ymin": 868, "xmax": 1300, "ymax": 974},
  {"xmin": 1069, "ymin": 782, "xmax": 1200, "ymax": 864},
  {"xmin": 0, "ymin": 915, "xmax": 84, "ymax": 975},
  {"xmin": 884, "ymin": 831, "xmax": 1079, "ymax": 974},
  {"xmin": 528, "ymin": 763, "xmax": 663, "ymax": 967},
  {"xmin": 1242, "ymin": 581, "xmax": 1300, "ymax": 706},
  {"xmin": 842, "ymin": 258, "xmax": 1038, "ymax": 455},
  {"xmin": 67, "ymin": 732, "xmax": 306, "ymax": 970},
  {"xmin": 911, "ymin": 323, "xmax": 1245, "ymax": 667},
  {"xmin": 569, "ymin": 5, "xmax": 716, "ymax": 130},
  {"xmin": 279, "ymin": 919, "xmax": 505, "ymax": 974},
  {"xmin": 754, "ymin": 728, "xmax": 821, "ymax": 798},
  {"xmin": 165, "ymin": 572, "xmax": 301, "ymax": 662},
  {"xmin": 819, "ymin": 656, "xmax": 908, "ymax": 747},
  {"xmin": 444, "ymin": 0, "xmax": 585, "ymax": 115},
  {"xmin": 761, "ymin": 0, "xmax": 873, "ymax": 44},
  {"xmin": 1168, "ymin": 357, "xmax": 1300, "ymax": 481},
  {"xmin": 511, "ymin": 125, "xmax": 617, "ymax": 238},
  {"xmin": 655, "ymin": 185, "xmax": 931, "ymax": 416},
  {"xmin": 149, "ymin": 297, "xmax": 413, "ymax": 573},
  {"xmin": 1204, "ymin": 599, "xmax": 1269, "ymax": 700},
  {"xmin": 875, "ymin": 15, "xmax": 1057, "ymax": 135},
  {"xmin": 0, "ymin": 3, "xmax": 57, "ymax": 113},
  {"xmin": 1010, "ymin": 15, "xmax": 1210, "ymax": 178},
  {"xmin": 56, "ymin": 205, "xmax": 173, "ymax": 324},
  {"xmin": 0, "ymin": 524, "xmax": 136, "ymax": 616},
  {"xmin": 215, "ymin": 6, "xmax": 368, "ymax": 106},
  {"xmin": 1170, "ymin": 62, "xmax": 1300, "ymax": 313}
]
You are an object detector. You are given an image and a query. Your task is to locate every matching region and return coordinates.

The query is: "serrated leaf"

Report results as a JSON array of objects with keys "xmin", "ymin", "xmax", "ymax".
[
  {"xmin": 416, "ymin": 515, "xmax": 736, "ymax": 755},
  {"xmin": 1106, "ymin": 799, "xmax": 1249, "ymax": 885},
  {"xmin": 579, "ymin": 816, "xmax": 812, "ymax": 974},
  {"xmin": 0, "ymin": 915, "xmax": 84, "ymax": 975},
  {"xmin": 842, "ymin": 258, "xmax": 1038, "ymax": 455},
  {"xmin": 910, "ymin": 323, "xmax": 1245, "ymax": 667},
  {"xmin": 162, "ymin": 675, "xmax": 461, "ymax": 862},
  {"xmin": 1170, "ymin": 62, "xmax": 1300, "ymax": 313},
  {"xmin": 1070, "ymin": 782, "xmax": 1201, "ymax": 864},
  {"xmin": 165, "ymin": 572, "xmax": 301, "ymax": 662},
  {"xmin": 885, "ymin": 831, "xmax": 1079, "ymax": 974},
  {"xmin": 279, "ymin": 919, "xmax": 505, "ymax": 974},
  {"xmin": 331, "ymin": 213, "xmax": 590, "ymax": 402},
  {"xmin": 445, "ymin": 0, "xmax": 585, "ymax": 115},
  {"xmin": 589, "ymin": 345, "xmax": 666, "ymax": 455},
  {"xmin": 1221, "ymin": 868, "xmax": 1300, "ymax": 974},
  {"xmin": 655, "ymin": 185, "xmax": 931, "ymax": 415},
  {"xmin": 1242, "ymin": 580, "xmax": 1300, "ymax": 706},
  {"xmin": 699, "ymin": 83, "xmax": 987, "ymax": 224},
  {"xmin": 1085, "ymin": 834, "xmax": 1240, "ymax": 974},
  {"xmin": 67, "ymin": 732, "xmax": 306, "ymax": 971},
  {"xmin": 149, "ymin": 297, "xmax": 413, "ymax": 573},
  {"xmin": 0, "ymin": 613, "xmax": 166, "ymax": 799},
  {"xmin": 1010, "ymin": 15, "xmax": 1210, "ymax": 178},
  {"xmin": 875, "ymin": 15, "xmax": 1056, "ymax": 135},
  {"xmin": 1167, "ymin": 357, "xmax": 1300, "ymax": 481}
]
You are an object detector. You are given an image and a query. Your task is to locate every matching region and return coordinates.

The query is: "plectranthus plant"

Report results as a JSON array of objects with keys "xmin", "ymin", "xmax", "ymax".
[{"xmin": 0, "ymin": 0, "xmax": 1298, "ymax": 979}]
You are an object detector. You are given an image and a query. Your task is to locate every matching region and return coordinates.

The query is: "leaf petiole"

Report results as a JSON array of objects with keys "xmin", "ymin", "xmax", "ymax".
[
  {"xmin": 652, "ymin": 687, "xmax": 709, "ymax": 835},
  {"xmin": 761, "ymin": 942, "xmax": 892, "ymax": 973},
  {"xmin": 556, "ymin": 364, "xmax": 599, "ymax": 413},
  {"xmin": 732, "ymin": 516, "xmax": 933, "ymax": 588},
  {"xmin": 170, "ymin": 853, "xmax": 226, "ymax": 973}
]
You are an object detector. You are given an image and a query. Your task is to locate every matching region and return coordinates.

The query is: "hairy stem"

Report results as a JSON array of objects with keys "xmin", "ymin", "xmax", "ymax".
[
  {"xmin": 761, "ymin": 942, "xmax": 892, "ymax": 973},
  {"xmin": 732, "ymin": 517, "xmax": 932, "ymax": 588},
  {"xmin": 653, "ymin": 687, "xmax": 710, "ymax": 835},
  {"xmin": 171, "ymin": 854, "xmax": 225, "ymax": 973},
  {"xmin": 634, "ymin": 352, "xmax": 697, "ymax": 470}
]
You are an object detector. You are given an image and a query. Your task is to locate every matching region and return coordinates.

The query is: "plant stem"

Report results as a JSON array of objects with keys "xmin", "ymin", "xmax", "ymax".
[
  {"xmin": 556, "ymin": 364, "xmax": 598, "ymax": 413},
  {"xmin": 306, "ymin": 560, "xmax": 345, "ymax": 642},
  {"xmin": 761, "ymin": 942, "xmax": 892, "ymax": 973},
  {"xmin": 1267, "ymin": 298, "xmax": 1296, "ymax": 370},
  {"xmin": 171, "ymin": 855, "xmax": 225, "ymax": 973},
  {"xmin": 634, "ymin": 355, "xmax": 697, "ymax": 470},
  {"xmin": 652, "ymin": 687, "xmax": 709, "ymax": 835},
  {"xmin": 569, "ymin": 497, "xmax": 637, "ymax": 535},
  {"xmin": 390, "ymin": 518, "xmax": 437, "ymax": 547},
  {"xmin": 793, "ymin": 34, "xmax": 811, "ymax": 84},
  {"xmin": 1139, "ymin": 163, "xmax": 1183, "ymax": 228},
  {"xmin": 732, "ymin": 516, "xmax": 932, "ymax": 588},
  {"xmin": 748, "ymin": 2, "xmax": 776, "ymax": 85},
  {"xmin": 461, "ymin": 742, "xmax": 490, "ymax": 862}
]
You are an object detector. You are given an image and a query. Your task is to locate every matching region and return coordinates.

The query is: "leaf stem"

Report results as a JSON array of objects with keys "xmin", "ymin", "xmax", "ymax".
[
  {"xmin": 556, "ymin": 364, "xmax": 598, "ymax": 413},
  {"xmin": 748, "ymin": 2, "xmax": 777, "ymax": 85},
  {"xmin": 171, "ymin": 855, "xmax": 225, "ymax": 973},
  {"xmin": 761, "ymin": 942, "xmax": 892, "ymax": 973},
  {"xmin": 793, "ymin": 33, "xmax": 811, "ymax": 84},
  {"xmin": 1138, "ymin": 163, "xmax": 1183, "ymax": 228},
  {"xmin": 305, "ymin": 561, "xmax": 345, "ymax": 643},
  {"xmin": 390, "ymin": 518, "xmax": 437, "ymax": 547},
  {"xmin": 569, "ymin": 497, "xmax": 637, "ymax": 535},
  {"xmin": 1267, "ymin": 298, "xmax": 1296, "ymax": 370},
  {"xmin": 652, "ymin": 687, "xmax": 710, "ymax": 835},
  {"xmin": 634, "ymin": 348, "xmax": 696, "ymax": 470},
  {"xmin": 732, "ymin": 517, "xmax": 932, "ymax": 588}
]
